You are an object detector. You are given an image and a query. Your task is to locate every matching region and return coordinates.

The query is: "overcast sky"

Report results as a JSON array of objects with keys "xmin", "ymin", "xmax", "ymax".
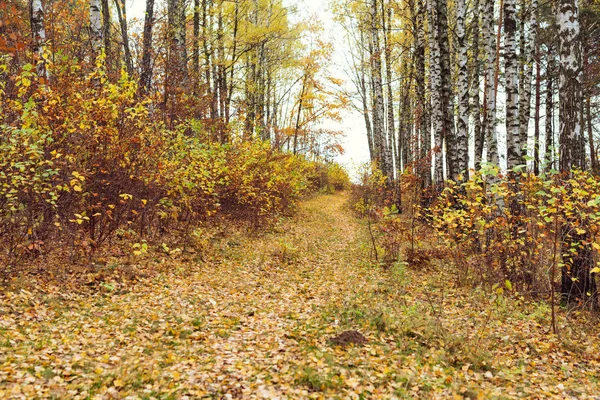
[{"xmin": 126, "ymin": 0, "xmax": 371, "ymax": 173}]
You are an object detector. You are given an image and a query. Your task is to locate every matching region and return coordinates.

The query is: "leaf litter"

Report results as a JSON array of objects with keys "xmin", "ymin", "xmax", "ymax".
[{"xmin": 1, "ymin": 193, "xmax": 599, "ymax": 399}]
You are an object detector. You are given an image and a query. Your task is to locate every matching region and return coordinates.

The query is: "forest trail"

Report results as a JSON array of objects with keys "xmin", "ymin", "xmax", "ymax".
[{"xmin": 1, "ymin": 192, "xmax": 599, "ymax": 399}]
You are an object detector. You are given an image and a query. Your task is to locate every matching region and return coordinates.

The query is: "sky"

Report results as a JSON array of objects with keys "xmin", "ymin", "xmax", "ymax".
[{"xmin": 126, "ymin": 0, "xmax": 371, "ymax": 173}]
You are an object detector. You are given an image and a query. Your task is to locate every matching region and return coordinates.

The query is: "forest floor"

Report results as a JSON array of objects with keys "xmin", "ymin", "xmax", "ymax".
[{"xmin": 1, "ymin": 192, "xmax": 600, "ymax": 399}]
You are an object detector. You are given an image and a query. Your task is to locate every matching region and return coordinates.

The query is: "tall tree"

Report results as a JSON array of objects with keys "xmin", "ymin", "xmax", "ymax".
[
  {"xmin": 472, "ymin": 0, "xmax": 484, "ymax": 170},
  {"xmin": 505, "ymin": 0, "xmax": 520, "ymax": 169},
  {"xmin": 482, "ymin": 0, "xmax": 499, "ymax": 166},
  {"xmin": 29, "ymin": 0, "xmax": 48, "ymax": 80},
  {"xmin": 428, "ymin": 0, "xmax": 444, "ymax": 183},
  {"xmin": 518, "ymin": 0, "xmax": 538, "ymax": 167},
  {"xmin": 414, "ymin": 0, "xmax": 431, "ymax": 186},
  {"xmin": 455, "ymin": 0, "xmax": 469, "ymax": 177},
  {"xmin": 139, "ymin": 0, "xmax": 155, "ymax": 95},
  {"xmin": 557, "ymin": 0, "xmax": 596, "ymax": 304},
  {"xmin": 89, "ymin": 0, "xmax": 103, "ymax": 56}
]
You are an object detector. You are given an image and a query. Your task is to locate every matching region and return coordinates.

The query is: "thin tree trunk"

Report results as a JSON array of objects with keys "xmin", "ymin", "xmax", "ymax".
[
  {"xmin": 415, "ymin": 0, "xmax": 431, "ymax": 186},
  {"xmin": 139, "ymin": 0, "xmax": 155, "ymax": 95},
  {"xmin": 533, "ymin": 41, "xmax": 541, "ymax": 174},
  {"xmin": 370, "ymin": 0, "xmax": 392, "ymax": 180},
  {"xmin": 428, "ymin": 0, "xmax": 444, "ymax": 183},
  {"xmin": 113, "ymin": 0, "xmax": 133, "ymax": 75},
  {"xmin": 545, "ymin": 47, "xmax": 555, "ymax": 169},
  {"xmin": 383, "ymin": 4, "xmax": 396, "ymax": 177},
  {"xmin": 437, "ymin": 0, "xmax": 456, "ymax": 179},
  {"xmin": 101, "ymin": 0, "xmax": 111, "ymax": 76},
  {"xmin": 518, "ymin": 0, "xmax": 538, "ymax": 166},
  {"xmin": 29, "ymin": 0, "xmax": 48, "ymax": 81},
  {"xmin": 456, "ymin": 0, "xmax": 469, "ymax": 178},
  {"xmin": 505, "ymin": 0, "xmax": 520, "ymax": 169},
  {"xmin": 472, "ymin": 0, "xmax": 483, "ymax": 171},
  {"xmin": 482, "ymin": 0, "xmax": 499, "ymax": 166},
  {"xmin": 193, "ymin": 0, "xmax": 200, "ymax": 94}
]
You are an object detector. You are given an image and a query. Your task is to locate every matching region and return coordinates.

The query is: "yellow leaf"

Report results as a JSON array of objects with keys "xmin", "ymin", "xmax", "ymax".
[{"xmin": 113, "ymin": 379, "xmax": 124, "ymax": 387}]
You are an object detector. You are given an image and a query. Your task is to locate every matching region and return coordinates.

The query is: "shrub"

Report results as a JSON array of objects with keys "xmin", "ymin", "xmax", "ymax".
[{"xmin": 0, "ymin": 61, "xmax": 335, "ymax": 269}]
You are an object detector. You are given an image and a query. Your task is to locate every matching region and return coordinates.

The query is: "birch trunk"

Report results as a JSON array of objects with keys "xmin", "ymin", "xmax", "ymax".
[
  {"xmin": 428, "ymin": 0, "xmax": 444, "ymax": 183},
  {"xmin": 557, "ymin": 0, "xmax": 596, "ymax": 305},
  {"xmin": 482, "ymin": 0, "xmax": 499, "ymax": 166},
  {"xmin": 89, "ymin": 0, "xmax": 103, "ymax": 56},
  {"xmin": 437, "ymin": 0, "xmax": 456, "ymax": 179},
  {"xmin": 557, "ymin": 0, "xmax": 584, "ymax": 172},
  {"xmin": 472, "ymin": 0, "xmax": 484, "ymax": 171},
  {"xmin": 383, "ymin": 4, "xmax": 396, "ymax": 176},
  {"xmin": 29, "ymin": 0, "xmax": 48, "ymax": 80},
  {"xmin": 370, "ymin": 0, "xmax": 392, "ymax": 179},
  {"xmin": 504, "ymin": 0, "xmax": 520, "ymax": 169},
  {"xmin": 455, "ymin": 0, "xmax": 469, "ymax": 178},
  {"xmin": 517, "ymin": 0, "xmax": 538, "ymax": 165},
  {"xmin": 415, "ymin": 0, "xmax": 431, "ymax": 186}
]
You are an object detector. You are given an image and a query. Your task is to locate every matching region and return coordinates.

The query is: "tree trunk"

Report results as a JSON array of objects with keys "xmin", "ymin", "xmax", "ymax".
[
  {"xmin": 101, "ymin": 0, "xmax": 111, "ymax": 77},
  {"xmin": 518, "ymin": 0, "xmax": 538, "ymax": 167},
  {"xmin": 383, "ymin": 4, "xmax": 396, "ymax": 177},
  {"xmin": 428, "ymin": 0, "xmax": 444, "ymax": 183},
  {"xmin": 89, "ymin": 0, "xmax": 103, "ymax": 56},
  {"xmin": 545, "ymin": 49, "xmax": 555, "ymax": 169},
  {"xmin": 472, "ymin": 0, "xmax": 483, "ymax": 171},
  {"xmin": 29, "ymin": 0, "xmax": 48, "ymax": 80},
  {"xmin": 193, "ymin": 0, "xmax": 200, "ymax": 95},
  {"xmin": 139, "ymin": 0, "xmax": 155, "ymax": 95},
  {"xmin": 504, "ymin": 0, "xmax": 520, "ymax": 170},
  {"xmin": 557, "ymin": 0, "xmax": 595, "ymax": 305},
  {"xmin": 533, "ymin": 41, "xmax": 541, "ymax": 175},
  {"xmin": 455, "ymin": 0, "xmax": 469, "ymax": 178},
  {"xmin": 437, "ymin": 0, "xmax": 456, "ymax": 179},
  {"xmin": 415, "ymin": 0, "xmax": 431, "ymax": 187},
  {"xmin": 370, "ymin": 0, "xmax": 392, "ymax": 180},
  {"xmin": 482, "ymin": 0, "xmax": 499, "ymax": 166},
  {"xmin": 113, "ymin": 0, "xmax": 133, "ymax": 75},
  {"xmin": 557, "ymin": 0, "xmax": 584, "ymax": 172}
]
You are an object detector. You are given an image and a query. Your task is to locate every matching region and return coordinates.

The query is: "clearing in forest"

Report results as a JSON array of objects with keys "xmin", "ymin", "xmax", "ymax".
[{"xmin": 1, "ymin": 193, "xmax": 599, "ymax": 399}]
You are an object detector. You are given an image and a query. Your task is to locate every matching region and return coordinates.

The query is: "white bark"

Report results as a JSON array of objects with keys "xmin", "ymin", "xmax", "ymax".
[
  {"xmin": 456, "ymin": 0, "xmax": 469, "ymax": 177},
  {"xmin": 557, "ymin": 0, "xmax": 584, "ymax": 171},
  {"xmin": 428, "ymin": 0, "xmax": 444, "ymax": 183},
  {"xmin": 370, "ymin": 0, "xmax": 392, "ymax": 180},
  {"xmin": 517, "ymin": 0, "xmax": 537, "ymax": 165},
  {"xmin": 29, "ymin": 0, "xmax": 48, "ymax": 80},
  {"xmin": 482, "ymin": 0, "xmax": 499, "ymax": 166},
  {"xmin": 505, "ymin": 0, "xmax": 521, "ymax": 169},
  {"xmin": 90, "ymin": 0, "xmax": 103, "ymax": 55}
]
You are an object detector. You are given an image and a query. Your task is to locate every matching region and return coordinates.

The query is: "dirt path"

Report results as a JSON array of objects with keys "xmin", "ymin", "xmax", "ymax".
[{"xmin": 1, "ymin": 192, "xmax": 599, "ymax": 399}]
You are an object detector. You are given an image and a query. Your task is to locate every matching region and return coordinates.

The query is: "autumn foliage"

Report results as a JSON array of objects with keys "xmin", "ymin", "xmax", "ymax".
[{"xmin": 0, "ymin": 58, "xmax": 349, "ymax": 269}]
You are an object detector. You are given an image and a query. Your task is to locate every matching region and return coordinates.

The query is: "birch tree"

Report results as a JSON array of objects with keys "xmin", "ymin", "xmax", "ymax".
[
  {"xmin": 428, "ymin": 0, "xmax": 444, "ymax": 183},
  {"xmin": 557, "ymin": 0, "xmax": 584, "ymax": 172},
  {"xmin": 482, "ymin": 0, "xmax": 499, "ymax": 166},
  {"xmin": 29, "ymin": 0, "xmax": 48, "ymax": 80},
  {"xmin": 414, "ymin": 0, "xmax": 431, "ymax": 187},
  {"xmin": 505, "ymin": 0, "xmax": 521, "ymax": 169},
  {"xmin": 455, "ymin": 0, "xmax": 469, "ymax": 177},
  {"xmin": 89, "ymin": 0, "xmax": 103, "ymax": 55},
  {"xmin": 517, "ymin": 0, "xmax": 538, "ymax": 166}
]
